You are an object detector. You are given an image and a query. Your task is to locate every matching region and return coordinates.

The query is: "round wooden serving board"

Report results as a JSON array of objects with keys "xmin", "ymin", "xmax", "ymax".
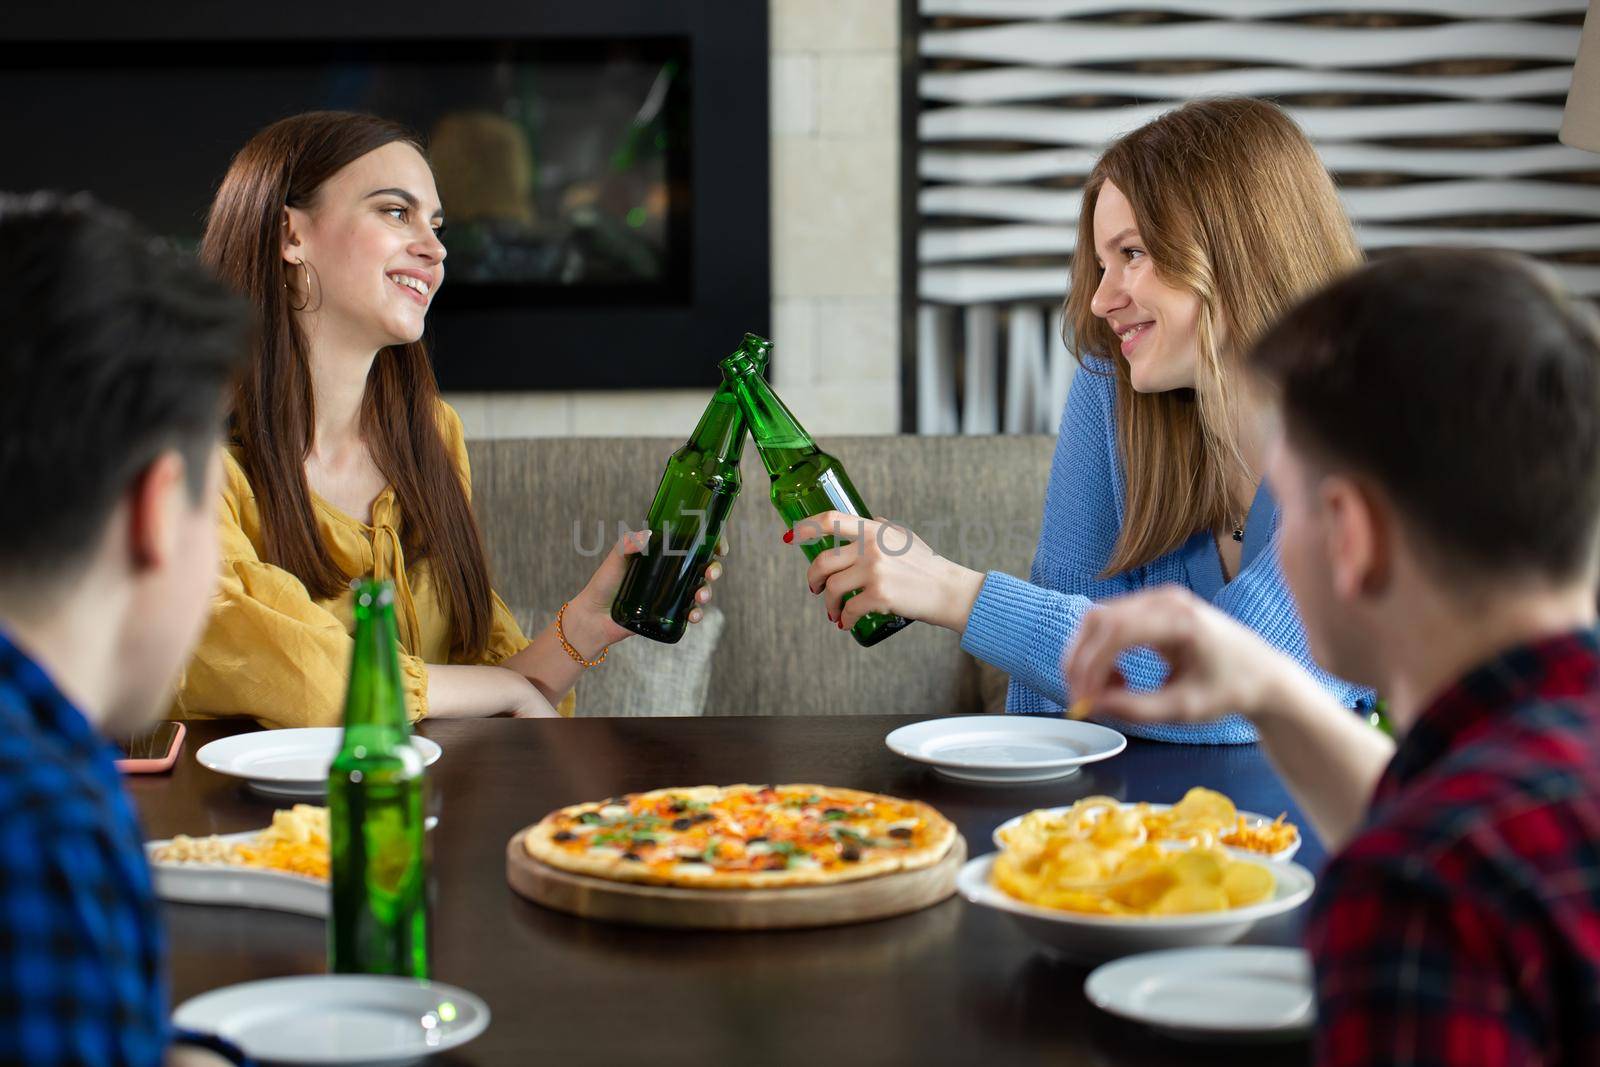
[{"xmin": 506, "ymin": 827, "xmax": 967, "ymax": 930}]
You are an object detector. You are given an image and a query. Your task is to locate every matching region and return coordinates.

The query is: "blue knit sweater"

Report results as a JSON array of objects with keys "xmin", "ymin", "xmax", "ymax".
[{"xmin": 960, "ymin": 357, "xmax": 1373, "ymax": 744}]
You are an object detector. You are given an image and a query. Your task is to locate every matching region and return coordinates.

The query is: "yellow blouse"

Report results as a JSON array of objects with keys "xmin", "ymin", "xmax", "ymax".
[{"xmin": 174, "ymin": 402, "xmax": 574, "ymax": 728}]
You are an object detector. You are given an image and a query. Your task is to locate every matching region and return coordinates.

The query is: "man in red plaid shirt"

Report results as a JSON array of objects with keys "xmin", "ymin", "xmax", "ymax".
[{"xmin": 1065, "ymin": 248, "xmax": 1600, "ymax": 1067}]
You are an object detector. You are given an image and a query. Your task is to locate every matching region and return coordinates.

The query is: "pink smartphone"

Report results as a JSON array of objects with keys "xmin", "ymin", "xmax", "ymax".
[{"xmin": 115, "ymin": 721, "xmax": 185, "ymax": 774}]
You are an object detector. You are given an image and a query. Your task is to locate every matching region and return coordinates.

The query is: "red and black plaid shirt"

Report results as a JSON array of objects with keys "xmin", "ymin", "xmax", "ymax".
[{"xmin": 1305, "ymin": 628, "xmax": 1600, "ymax": 1067}]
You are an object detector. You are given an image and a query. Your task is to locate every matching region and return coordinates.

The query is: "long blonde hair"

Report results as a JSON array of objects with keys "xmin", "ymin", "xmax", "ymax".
[{"xmin": 1064, "ymin": 97, "xmax": 1362, "ymax": 575}]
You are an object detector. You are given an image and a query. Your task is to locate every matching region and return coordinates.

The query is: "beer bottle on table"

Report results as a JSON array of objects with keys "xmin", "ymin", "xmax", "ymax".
[
  {"xmin": 328, "ymin": 579, "xmax": 429, "ymax": 978},
  {"xmin": 719, "ymin": 333, "xmax": 911, "ymax": 647},
  {"xmin": 610, "ymin": 377, "xmax": 750, "ymax": 643}
]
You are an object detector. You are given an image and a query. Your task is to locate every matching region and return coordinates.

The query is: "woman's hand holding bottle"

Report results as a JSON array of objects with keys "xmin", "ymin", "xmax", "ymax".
[
  {"xmin": 562, "ymin": 529, "xmax": 728, "ymax": 656},
  {"xmin": 793, "ymin": 511, "xmax": 986, "ymax": 634}
]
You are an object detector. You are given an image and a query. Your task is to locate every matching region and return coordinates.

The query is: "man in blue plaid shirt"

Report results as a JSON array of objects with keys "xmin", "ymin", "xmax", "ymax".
[{"xmin": 0, "ymin": 194, "xmax": 249, "ymax": 1066}]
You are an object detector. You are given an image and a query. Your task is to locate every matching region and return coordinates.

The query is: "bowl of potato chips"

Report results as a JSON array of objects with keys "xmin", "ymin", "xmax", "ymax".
[
  {"xmin": 960, "ymin": 790, "xmax": 1315, "ymax": 963},
  {"xmin": 993, "ymin": 788, "xmax": 1302, "ymax": 863}
]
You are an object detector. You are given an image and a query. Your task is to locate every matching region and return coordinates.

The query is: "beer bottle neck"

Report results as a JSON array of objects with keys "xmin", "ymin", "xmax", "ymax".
[
  {"xmin": 720, "ymin": 364, "xmax": 817, "ymax": 477},
  {"xmin": 686, "ymin": 383, "xmax": 747, "ymax": 462},
  {"xmin": 343, "ymin": 582, "xmax": 410, "ymax": 737}
]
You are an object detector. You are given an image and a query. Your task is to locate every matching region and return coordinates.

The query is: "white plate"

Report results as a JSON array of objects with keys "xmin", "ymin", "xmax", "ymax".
[
  {"xmin": 1085, "ymin": 946, "xmax": 1315, "ymax": 1041},
  {"xmin": 993, "ymin": 802, "xmax": 1302, "ymax": 863},
  {"xmin": 173, "ymin": 975, "xmax": 489, "ymax": 1067},
  {"xmin": 957, "ymin": 853, "xmax": 1315, "ymax": 964},
  {"xmin": 197, "ymin": 728, "xmax": 443, "ymax": 799},
  {"xmin": 885, "ymin": 716, "xmax": 1126, "ymax": 783},
  {"xmin": 145, "ymin": 831, "xmax": 329, "ymax": 918}
]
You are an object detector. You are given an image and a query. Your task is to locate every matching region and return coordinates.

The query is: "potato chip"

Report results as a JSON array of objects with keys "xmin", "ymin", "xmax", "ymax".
[
  {"xmin": 1107, "ymin": 868, "xmax": 1177, "ymax": 911},
  {"xmin": 992, "ymin": 853, "xmax": 1036, "ymax": 899},
  {"xmin": 1045, "ymin": 889, "xmax": 1123, "ymax": 915},
  {"xmin": 1115, "ymin": 842, "xmax": 1170, "ymax": 877},
  {"xmin": 1150, "ymin": 883, "xmax": 1229, "ymax": 915},
  {"xmin": 1171, "ymin": 787, "xmax": 1236, "ymax": 828},
  {"xmin": 1168, "ymin": 848, "xmax": 1226, "ymax": 887},
  {"xmin": 1088, "ymin": 807, "xmax": 1146, "ymax": 849},
  {"xmin": 1222, "ymin": 861, "xmax": 1275, "ymax": 907},
  {"xmin": 1043, "ymin": 841, "xmax": 1108, "ymax": 885}
]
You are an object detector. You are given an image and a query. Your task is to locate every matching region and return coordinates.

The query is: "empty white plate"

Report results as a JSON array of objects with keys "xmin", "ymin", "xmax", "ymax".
[
  {"xmin": 1084, "ymin": 946, "xmax": 1315, "ymax": 1041},
  {"xmin": 196, "ymin": 728, "xmax": 442, "ymax": 799},
  {"xmin": 173, "ymin": 975, "xmax": 488, "ymax": 1066},
  {"xmin": 885, "ymin": 716, "xmax": 1126, "ymax": 783}
]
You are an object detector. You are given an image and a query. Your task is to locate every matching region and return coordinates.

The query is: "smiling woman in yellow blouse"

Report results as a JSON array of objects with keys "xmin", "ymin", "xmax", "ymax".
[{"xmin": 174, "ymin": 110, "xmax": 721, "ymax": 728}]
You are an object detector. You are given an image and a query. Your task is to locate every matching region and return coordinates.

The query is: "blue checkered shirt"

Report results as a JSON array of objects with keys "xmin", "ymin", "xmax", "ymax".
[
  {"xmin": 961, "ymin": 356, "xmax": 1374, "ymax": 742},
  {"xmin": 0, "ymin": 627, "xmax": 169, "ymax": 1065}
]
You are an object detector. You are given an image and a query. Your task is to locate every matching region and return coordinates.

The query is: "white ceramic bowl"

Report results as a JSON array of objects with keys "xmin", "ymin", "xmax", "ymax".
[
  {"xmin": 957, "ymin": 853, "xmax": 1316, "ymax": 965},
  {"xmin": 992, "ymin": 802, "xmax": 1302, "ymax": 864}
]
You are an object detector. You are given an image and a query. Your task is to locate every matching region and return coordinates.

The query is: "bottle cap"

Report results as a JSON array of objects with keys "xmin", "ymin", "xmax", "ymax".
[{"xmin": 720, "ymin": 333, "xmax": 773, "ymax": 376}]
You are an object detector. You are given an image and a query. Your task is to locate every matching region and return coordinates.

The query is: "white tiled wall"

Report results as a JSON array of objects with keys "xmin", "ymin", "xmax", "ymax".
[{"xmin": 445, "ymin": 0, "xmax": 901, "ymax": 438}]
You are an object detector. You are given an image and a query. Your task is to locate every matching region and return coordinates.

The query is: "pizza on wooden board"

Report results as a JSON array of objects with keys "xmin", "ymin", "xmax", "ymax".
[{"xmin": 524, "ymin": 784, "xmax": 958, "ymax": 889}]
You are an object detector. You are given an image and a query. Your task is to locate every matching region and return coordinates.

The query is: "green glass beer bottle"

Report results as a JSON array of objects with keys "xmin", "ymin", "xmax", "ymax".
[
  {"xmin": 720, "ymin": 333, "xmax": 911, "ymax": 647},
  {"xmin": 328, "ymin": 579, "xmax": 429, "ymax": 978},
  {"xmin": 610, "ymin": 379, "xmax": 749, "ymax": 643}
]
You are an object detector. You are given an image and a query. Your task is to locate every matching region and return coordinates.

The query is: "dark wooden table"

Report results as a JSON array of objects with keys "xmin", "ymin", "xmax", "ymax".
[{"xmin": 130, "ymin": 717, "xmax": 1323, "ymax": 1067}]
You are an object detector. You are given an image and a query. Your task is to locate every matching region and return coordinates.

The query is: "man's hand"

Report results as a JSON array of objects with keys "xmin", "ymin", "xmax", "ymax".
[
  {"xmin": 1063, "ymin": 586, "xmax": 1297, "ymax": 724},
  {"xmin": 1064, "ymin": 586, "xmax": 1395, "ymax": 849}
]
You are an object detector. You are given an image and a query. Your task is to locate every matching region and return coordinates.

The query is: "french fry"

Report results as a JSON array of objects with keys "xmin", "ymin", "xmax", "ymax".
[{"xmin": 1218, "ymin": 811, "xmax": 1300, "ymax": 854}]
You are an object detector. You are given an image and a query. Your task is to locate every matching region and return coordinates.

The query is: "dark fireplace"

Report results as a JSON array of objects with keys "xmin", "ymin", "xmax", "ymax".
[{"xmin": 1, "ymin": 1, "xmax": 770, "ymax": 392}]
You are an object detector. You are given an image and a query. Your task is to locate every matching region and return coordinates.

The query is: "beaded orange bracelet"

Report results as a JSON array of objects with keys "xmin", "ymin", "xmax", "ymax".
[{"xmin": 555, "ymin": 602, "xmax": 608, "ymax": 669}]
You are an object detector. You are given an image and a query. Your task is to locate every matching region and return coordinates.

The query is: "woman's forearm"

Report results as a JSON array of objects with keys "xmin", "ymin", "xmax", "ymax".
[
  {"xmin": 961, "ymin": 572, "xmax": 1098, "ymax": 706},
  {"xmin": 424, "ymin": 663, "xmax": 556, "ymax": 718},
  {"xmin": 500, "ymin": 610, "xmax": 610, "ymax": 707}
]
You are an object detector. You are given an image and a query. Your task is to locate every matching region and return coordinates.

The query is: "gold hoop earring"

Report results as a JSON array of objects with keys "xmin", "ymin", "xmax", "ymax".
[{"xmin": 286, "ymin": 259, "xmax": 311, "ymax": 312}]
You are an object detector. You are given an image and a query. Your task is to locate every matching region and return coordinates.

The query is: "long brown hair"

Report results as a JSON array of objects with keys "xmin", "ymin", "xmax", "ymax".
[
  {"xmin": 1064, "ymin": 97, "xmax": 1363, "ymax": 575},
  {"xmin": 200, "ymin": 110, "xmax": 493, "ymax": 660}
]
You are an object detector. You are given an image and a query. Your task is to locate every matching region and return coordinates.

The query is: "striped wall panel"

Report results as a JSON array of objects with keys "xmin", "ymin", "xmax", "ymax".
[{"xmin": 914, "ymin": 0, "xmax": 1597, "ymax": 434}]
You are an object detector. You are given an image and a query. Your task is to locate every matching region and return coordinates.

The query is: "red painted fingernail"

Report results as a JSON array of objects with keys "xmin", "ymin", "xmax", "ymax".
[
  {"xmin": 782, "ymin": 530, "xmax": 794, "ymax": 544},
  {"xmin": 837, "ymin": 619, "xmax": 844, "ymax": 629}
]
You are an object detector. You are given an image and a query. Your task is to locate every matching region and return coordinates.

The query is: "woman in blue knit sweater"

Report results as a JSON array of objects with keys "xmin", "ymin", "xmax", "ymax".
[{"xmin": 798, "ymin": 98, "xmax": 1373, "ymax": 743}]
